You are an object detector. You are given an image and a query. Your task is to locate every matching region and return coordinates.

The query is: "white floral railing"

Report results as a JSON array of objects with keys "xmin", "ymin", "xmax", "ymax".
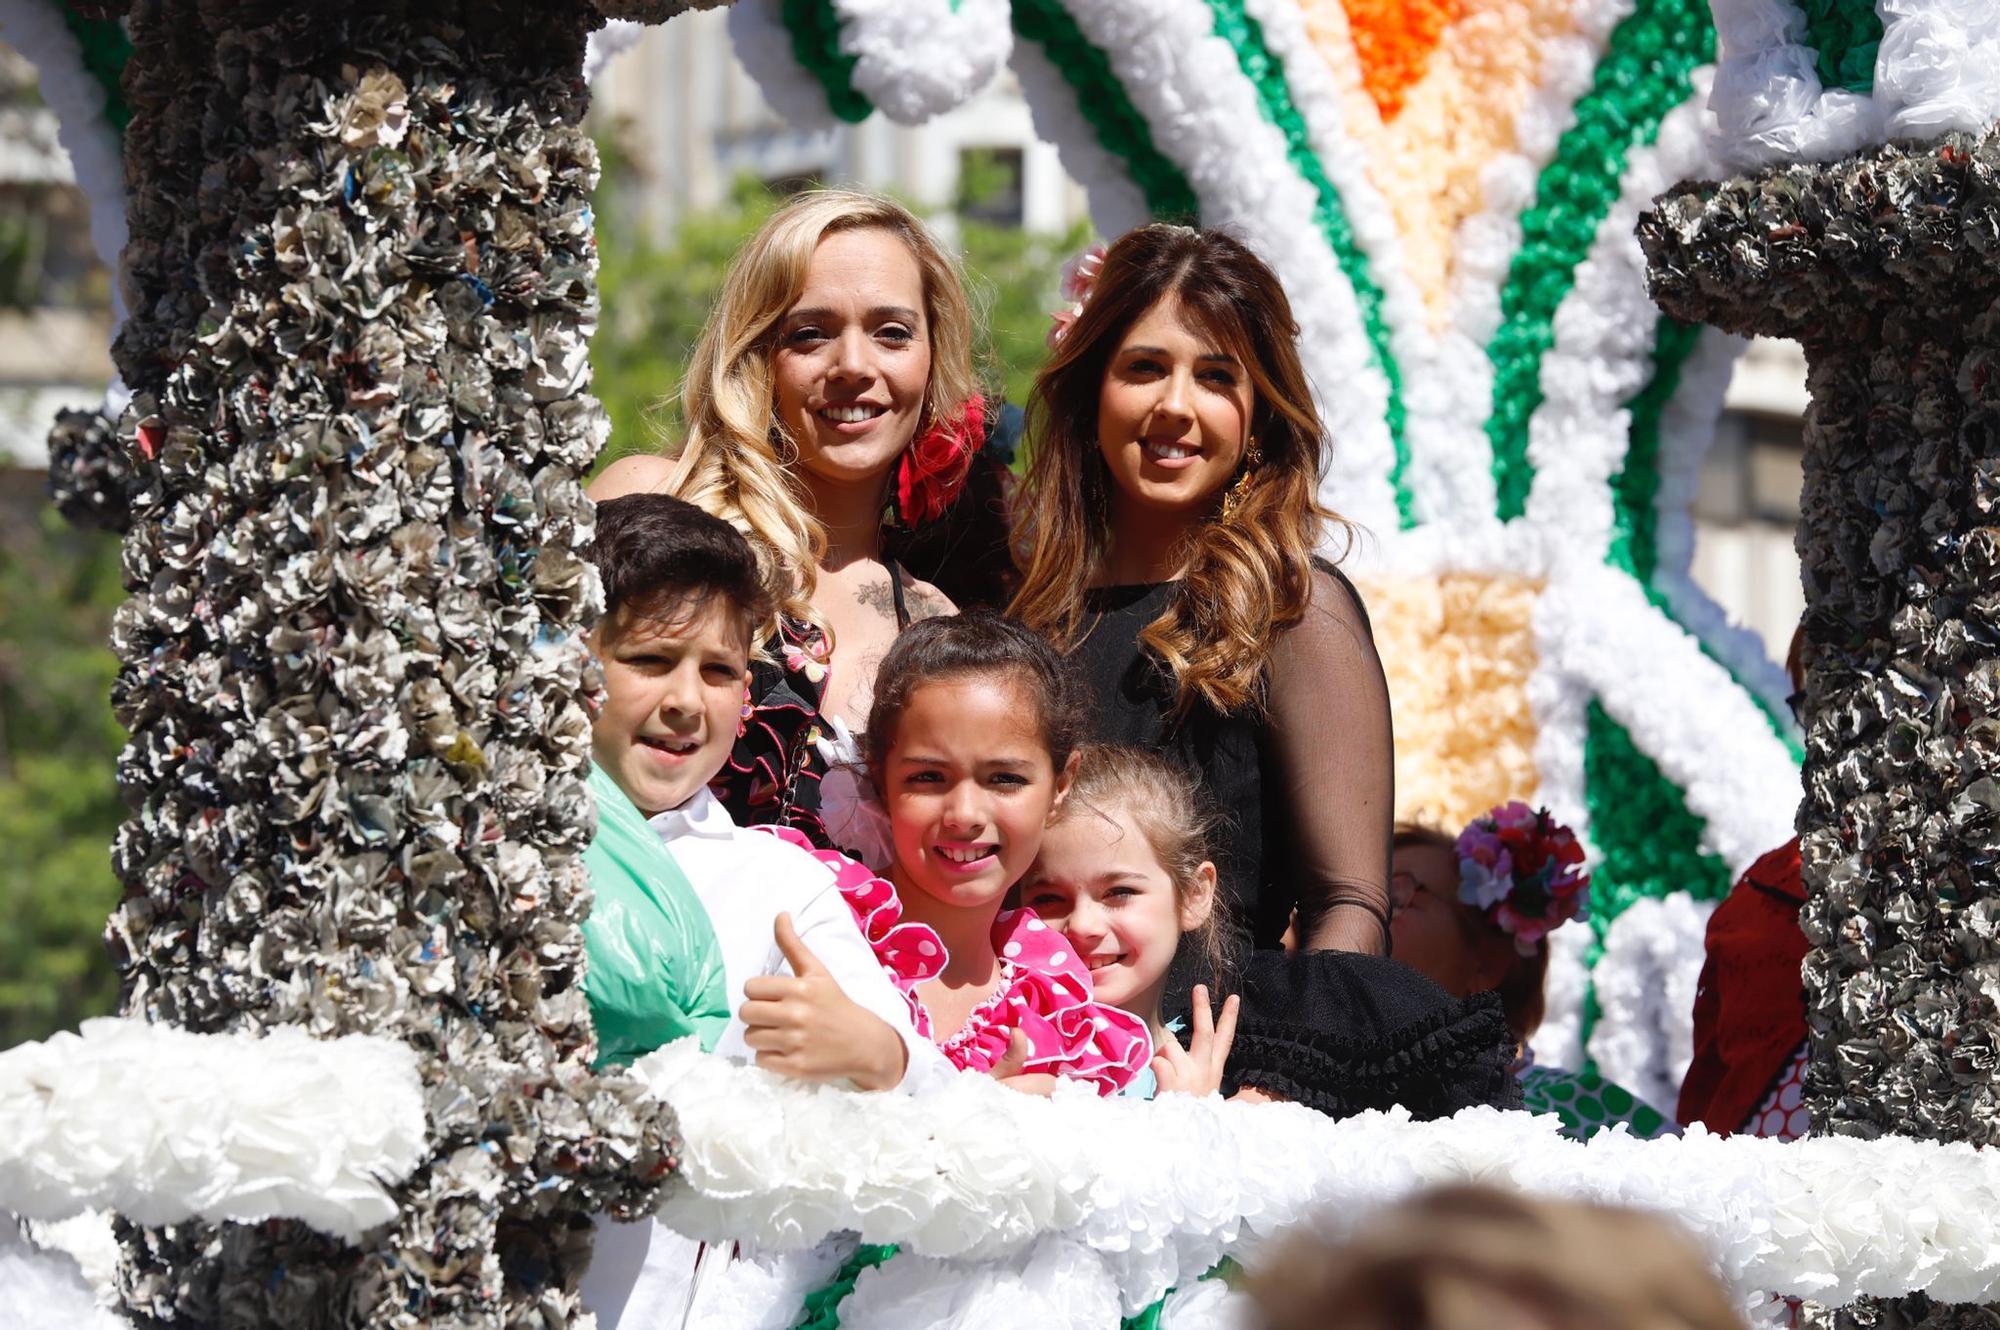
[{"xmin": 10, "ymin": 1026, "xmax": 2000, "ymax": 1326}]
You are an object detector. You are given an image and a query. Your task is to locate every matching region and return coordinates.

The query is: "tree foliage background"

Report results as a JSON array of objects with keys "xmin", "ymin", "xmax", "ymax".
[
  {"xmin": 0, "ymin": 502, "xmax": 124, "ymax": 1045},
  {"xmin": 0, "ymin": 136, "xmax": 1091, "ymax": 1043}
]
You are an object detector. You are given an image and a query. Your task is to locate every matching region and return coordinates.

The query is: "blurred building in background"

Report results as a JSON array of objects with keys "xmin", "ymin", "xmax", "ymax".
[
  {"xmin": 0, "ymin": 41, "xmax": 113, "ymax": 483},
  {"xmin": 588, "ymin": 9, "xmax": 1090, "ymax": 238},
  {"xmin": 1700, "ymin": 337, "xmax": 1807, "ymax": 662}
]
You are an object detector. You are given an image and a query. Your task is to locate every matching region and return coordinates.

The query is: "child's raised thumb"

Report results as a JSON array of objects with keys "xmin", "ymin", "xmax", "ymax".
[{"xmin": 773, "ymin": 913, "xmax": 827, "ymax": 977}]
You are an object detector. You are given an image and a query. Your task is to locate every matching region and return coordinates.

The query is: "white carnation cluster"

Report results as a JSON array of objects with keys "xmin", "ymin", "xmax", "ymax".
[
  {"xmin": 1709, "ymin": 0, "xmax": 2000, "ymax": 169},
  {"xmin": 0, "ymin": 1020, "xmax": 425, "ymax": 1240},
  {"xmin": 632, "ymin": 1042, "xmax": 2000, "ymax": 1323}
]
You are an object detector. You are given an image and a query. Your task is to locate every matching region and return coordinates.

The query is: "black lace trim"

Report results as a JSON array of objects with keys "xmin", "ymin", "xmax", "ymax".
[{"xmin": 1223, "ymin": 990, "xmax": 1520, "ymax": 1120}]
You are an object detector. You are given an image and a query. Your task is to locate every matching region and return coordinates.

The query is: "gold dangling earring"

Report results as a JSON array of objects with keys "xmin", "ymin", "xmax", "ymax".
[{"xmin": 1219, "ymin": 435, "xmax": 1261, "ymax": 522}]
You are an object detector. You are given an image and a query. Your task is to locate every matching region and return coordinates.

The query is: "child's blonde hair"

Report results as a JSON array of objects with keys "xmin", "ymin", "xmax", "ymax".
[
  {"xmin": 661, "ymin": 188, "xmax": 982, "ymax": 640},
  {"xmin": 1058, "ymin": 744, "xmax": 1229, "ymax": 992}
]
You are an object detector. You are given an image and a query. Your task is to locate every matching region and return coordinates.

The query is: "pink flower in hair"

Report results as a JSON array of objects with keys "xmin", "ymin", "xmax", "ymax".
[
  {"xmin": 1060, "ymin": 246, "xmax": 1105, "ymax": 302},
  {"xmin": 1453, "ymin": 801, "xmax": 1592, "ymax": 952},
  {"xmin": 1047, "ymin": 244, "xmax": 1107, "ymax": 347}
]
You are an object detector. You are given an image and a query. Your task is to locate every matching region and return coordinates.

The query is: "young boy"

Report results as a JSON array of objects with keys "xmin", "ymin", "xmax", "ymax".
[
  {"xmin": 578, "ymin": 494, "xmax": 946, "ymax": 1328},
  {"xmin": 581, "ymin": 491, "xmax": 936, "ymax": 1090}
]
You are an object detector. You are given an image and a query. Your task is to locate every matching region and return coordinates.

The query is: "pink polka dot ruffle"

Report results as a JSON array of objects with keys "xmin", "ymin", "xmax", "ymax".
[{"xmin": 920, "ymin": 910, "xmax": 1152, "ymax": 1097}]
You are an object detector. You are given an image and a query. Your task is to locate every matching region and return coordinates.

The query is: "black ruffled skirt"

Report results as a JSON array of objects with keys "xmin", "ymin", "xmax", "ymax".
[{"xmin": 1166, "ymin": 948, "xmax": 1520, "ymax": 1120}]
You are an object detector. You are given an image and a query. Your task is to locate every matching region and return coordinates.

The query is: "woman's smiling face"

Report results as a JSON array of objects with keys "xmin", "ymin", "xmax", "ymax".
[
  {"xmin": 771, "ymin": 226, "xmax": 933, "ymax": 495},
  {"xmin": 1095, "ymin": 294, "xmax": 1254, "ymax": 520}
]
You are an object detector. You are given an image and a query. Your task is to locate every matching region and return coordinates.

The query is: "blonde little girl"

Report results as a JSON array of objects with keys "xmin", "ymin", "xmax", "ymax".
[{"xmin": 1019, "ymin": 744, "xmax": 1240, "ymax": 1098}]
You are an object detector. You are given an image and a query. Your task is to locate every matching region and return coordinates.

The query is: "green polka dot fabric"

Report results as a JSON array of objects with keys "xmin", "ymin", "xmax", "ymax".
[{"xmin": 1519, "ymin": 1065, "xmax": 1676, "ymax": 1140}]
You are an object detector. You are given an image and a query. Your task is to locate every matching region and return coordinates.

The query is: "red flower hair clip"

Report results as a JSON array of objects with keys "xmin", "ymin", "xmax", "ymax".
[{"xmin": 895, "ymin": 393, "xmax": 986, "ymax": 527}]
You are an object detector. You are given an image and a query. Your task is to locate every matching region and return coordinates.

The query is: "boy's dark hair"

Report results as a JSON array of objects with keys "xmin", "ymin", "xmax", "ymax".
[
  {"xmin": 586, "ymin": 493, "xmax": 772, "ymax": 637},
  {"xmin": 865, "ymin": 609, "xmax": 1083, "ymax": 775}
]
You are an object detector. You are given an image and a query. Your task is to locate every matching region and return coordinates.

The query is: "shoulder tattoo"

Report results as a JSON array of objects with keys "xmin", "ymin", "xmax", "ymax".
[
  {"xmin": 854, "ymin": 572, "xmax": 951, "ymax": 624},
  {"xmin": 854, "ymin": 576, "xmax": 901, "ymax": 620},
  {"xmin": 905, "ymin": 584, "xmax": 951, "ymax": 623}
]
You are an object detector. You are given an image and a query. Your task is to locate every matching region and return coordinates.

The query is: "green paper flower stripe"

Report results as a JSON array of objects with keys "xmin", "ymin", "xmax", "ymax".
[
  {"xmin": 1010, "ymin": 0, "xmax": 1201, "ymax": 221},
  {"xmin": 1487, "ymin": 0, "xmax": 1714, "ymax": 522},
  {"xmin": 1577, "ymin": 699, "xmax": 1734, "ymax": 1061},
  {"xmin": 780, "ymin": 0, "xmax": 873, "ymax": 124},
  {"xmin": 56, "ymin": 6, "xmax": 133, "ymax": 133},
  {"xmin": 793, "ymin": 1242, "xmax": 901, "ymax": 1329},
  {"xmin": 1800, "ymin": 0, "xmax": 1881, "ymax": 95},
  {"xmin": 1608, "ymin": 314, "xmax": 1700, "ymax": 588},
  {"xmin": 1201, "ymin": 0, "xmax": 1415, "ymax": 529}
]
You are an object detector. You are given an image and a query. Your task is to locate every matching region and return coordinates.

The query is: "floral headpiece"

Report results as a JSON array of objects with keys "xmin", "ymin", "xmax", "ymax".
[
  {"xmin": 1455, "ymin": 801, "xmax": 1590, "ymax": 955},
  {"xmin": 1045, "ymin": 244, "xmax": 1105, "ymax": 348},
  {"xmin": 895, "ymin": 393, "xmax": 985, "ymax": 527}
]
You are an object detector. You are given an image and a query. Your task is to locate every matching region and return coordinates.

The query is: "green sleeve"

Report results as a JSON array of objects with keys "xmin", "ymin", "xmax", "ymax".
[{"xmin": 581, "ymin": 766, "xmax": 732, "ymax": 1064}]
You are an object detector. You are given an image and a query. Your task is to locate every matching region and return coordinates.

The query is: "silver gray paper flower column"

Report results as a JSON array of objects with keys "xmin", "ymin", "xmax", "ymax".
[
  {"xmin": 1642, "ymin": 129, "xmax": 2000, "ymax": 1327},
  {"xmin": 95, "ymin": 2, "xmax": 690, "ymax": 1323}
]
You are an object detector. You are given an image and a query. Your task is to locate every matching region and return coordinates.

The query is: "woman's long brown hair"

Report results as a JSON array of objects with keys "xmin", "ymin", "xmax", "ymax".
[{"xmin": 1008, "ymin": 225, "xmax": 1350, "ymax": 717}]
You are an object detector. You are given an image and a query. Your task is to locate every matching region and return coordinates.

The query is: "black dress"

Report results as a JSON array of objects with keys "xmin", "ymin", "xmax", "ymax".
[
  {"xmin": 712, "ymin": 559, "xmax": 915, "ymax": 854},
  {"xmin": 1070, "ymin": 565, "xmax": 1518, "ymax": 1119}
]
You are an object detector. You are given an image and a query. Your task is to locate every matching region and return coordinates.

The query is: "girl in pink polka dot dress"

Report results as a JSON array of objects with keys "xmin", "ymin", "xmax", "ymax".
[{"xmin": 792, "ymin": 610, "xmax": 1152, "ymax": 1095}]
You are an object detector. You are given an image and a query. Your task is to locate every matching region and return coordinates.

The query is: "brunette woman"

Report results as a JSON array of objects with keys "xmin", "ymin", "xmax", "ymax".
[{"xmin": 1011, "ymin": 225, "xmax": 1514, "ymax": 1115}]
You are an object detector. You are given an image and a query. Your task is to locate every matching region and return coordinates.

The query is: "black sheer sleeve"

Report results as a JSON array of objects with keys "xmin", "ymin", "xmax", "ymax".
[{"xmin": 1265, "ymin": 564, "xmax": 1394, "ymax": 953}]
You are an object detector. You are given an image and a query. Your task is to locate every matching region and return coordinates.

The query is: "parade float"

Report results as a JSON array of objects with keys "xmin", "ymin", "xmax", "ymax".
[{"xmin": 2, "ymin": 0, "xmax": 1997, "ymax": 1326}]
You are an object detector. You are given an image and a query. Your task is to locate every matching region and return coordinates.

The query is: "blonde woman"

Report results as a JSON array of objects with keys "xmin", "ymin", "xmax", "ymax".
[
  {"xmin": 1011, "ymin": 225, "xmax": 1514, "ymax": 1115},
  {"xmin": 593, "ymin": 190, "xmax": 988, "ymax": 858}
]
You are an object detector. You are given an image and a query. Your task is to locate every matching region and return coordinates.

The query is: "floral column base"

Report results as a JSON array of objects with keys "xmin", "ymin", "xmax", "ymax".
[{"xmin": 1642, "ymin": 129, "xmax": 2000, "ymax": 1327}]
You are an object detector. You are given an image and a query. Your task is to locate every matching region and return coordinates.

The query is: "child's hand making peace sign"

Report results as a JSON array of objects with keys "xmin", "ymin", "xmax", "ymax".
[{"xmin": 1151, "ymin": 985, "xmax": 1241, "ymax": 1097}]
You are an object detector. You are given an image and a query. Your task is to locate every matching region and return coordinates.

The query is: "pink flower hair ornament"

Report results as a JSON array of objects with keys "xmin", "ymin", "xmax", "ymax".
[
  {"xmin": 1454, "ymin": 801, "xmax": 1591, "ymax": 955},
  {"xmin": 1045, "ymin": 244, "xmax": 1106, "ymax": 349}
]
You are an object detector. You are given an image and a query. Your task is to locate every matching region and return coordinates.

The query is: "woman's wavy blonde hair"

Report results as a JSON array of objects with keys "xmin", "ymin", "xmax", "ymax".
[
  {"xmin": 1009, "ymin": 224, "xmax": 1352, "ymax": 717},
  {"xmin": 660, "ymin": 188, "xmax": 981, "ymax": 637}
]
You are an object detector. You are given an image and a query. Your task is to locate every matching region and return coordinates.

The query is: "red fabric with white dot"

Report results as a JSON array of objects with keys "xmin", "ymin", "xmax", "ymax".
[{"xmin": 1741, "ymin": 1040, "xmax": 1811, "ymax": 1141}]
